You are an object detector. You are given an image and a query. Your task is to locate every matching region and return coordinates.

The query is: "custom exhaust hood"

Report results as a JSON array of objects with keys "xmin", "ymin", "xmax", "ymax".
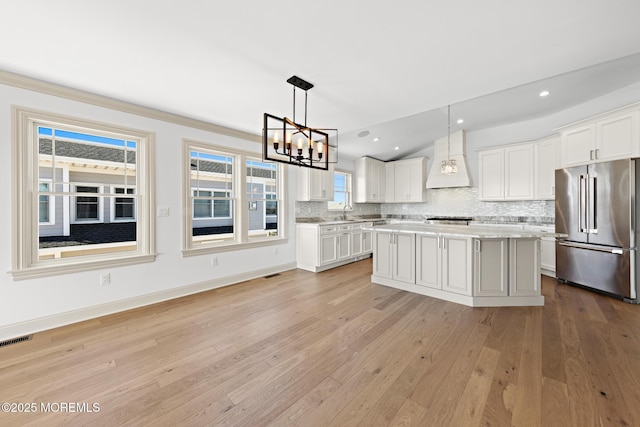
[{"xmin": 426, "ymin": 130, "xmax": 471, "ymax": 188}]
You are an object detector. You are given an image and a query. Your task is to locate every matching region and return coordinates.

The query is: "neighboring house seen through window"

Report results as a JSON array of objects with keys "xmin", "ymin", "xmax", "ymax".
[
  {"xmin": 11, "ymin": 107, "xmax": 155, "ymax": 279},
  {"xmin": 183, "ymin": 140, "xmax": 286, "ymax": 255}
]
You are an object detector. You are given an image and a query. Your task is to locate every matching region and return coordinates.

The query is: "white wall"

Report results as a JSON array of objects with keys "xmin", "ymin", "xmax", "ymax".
[{"xmin": 0, "ymin": 82, "xmax": 298, "ymax": 340}]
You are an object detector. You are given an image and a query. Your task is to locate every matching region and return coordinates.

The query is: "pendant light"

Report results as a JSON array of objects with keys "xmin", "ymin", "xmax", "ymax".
[{"xmin": 440, "ymin": 104, "xmax": 458, "ymax": 175}]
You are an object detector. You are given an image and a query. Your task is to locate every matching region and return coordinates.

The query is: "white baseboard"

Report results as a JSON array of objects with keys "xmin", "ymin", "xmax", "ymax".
[{"xmin": 0, "ymin": 262, "xmax": 297, "ymax": 341}]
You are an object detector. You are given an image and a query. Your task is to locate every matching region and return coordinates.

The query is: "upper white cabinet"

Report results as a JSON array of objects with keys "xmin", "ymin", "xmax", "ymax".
[
  {"xmin": 385, "ymin": 157, "xmax": 427, "ymax": 203},
  {"xmin": 354, "ymin": 157, "xmax": 385, "ymax": 203},
  {"xmin": 479, "ymin": 143, "xmax": 534, "ymax": 201},
  {"xmin": 559, "ymin": 104, "xmax": 640, "ymax": 167},
  {"xmin": 534, "ymin": 135, "xmax": 560, "ymax": 200},
  {"xmin": 297, "ymin": 164, "xmax": 335, "ymax": 201}
]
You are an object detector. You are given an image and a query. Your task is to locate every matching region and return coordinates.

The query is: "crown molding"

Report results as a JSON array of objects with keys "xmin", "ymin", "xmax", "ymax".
[{"xmin": 0, "ymin": 69, "xmax": 261, "ymax": 143}]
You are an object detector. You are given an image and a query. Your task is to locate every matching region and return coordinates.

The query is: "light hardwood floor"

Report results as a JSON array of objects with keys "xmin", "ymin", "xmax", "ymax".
[{"xmin": 1, "ymin": 258, "xmax": 639, "ymax": 426}]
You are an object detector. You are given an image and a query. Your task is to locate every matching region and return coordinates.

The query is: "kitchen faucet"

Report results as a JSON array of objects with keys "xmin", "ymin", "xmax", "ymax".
[{"xmin": 341, "ymin": 204, "xmax": 352, "ymax": 221}]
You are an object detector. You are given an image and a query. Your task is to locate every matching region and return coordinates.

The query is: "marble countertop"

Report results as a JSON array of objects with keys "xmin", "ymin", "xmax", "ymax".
[{"xmin": 364, "ymin": 223, "xmax": 566, "ymax": 239}]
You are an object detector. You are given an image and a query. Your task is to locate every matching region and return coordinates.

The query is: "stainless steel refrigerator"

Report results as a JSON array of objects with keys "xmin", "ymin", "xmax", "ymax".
[{"xmin": 555, "ymin": 158, "xmax": 639, "ymax": 302}]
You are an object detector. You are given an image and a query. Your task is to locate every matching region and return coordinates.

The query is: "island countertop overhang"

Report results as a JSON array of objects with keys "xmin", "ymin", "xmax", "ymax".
[{"xmin": 363, "ymin": 223, "xmax": 567, "ymax": 239}]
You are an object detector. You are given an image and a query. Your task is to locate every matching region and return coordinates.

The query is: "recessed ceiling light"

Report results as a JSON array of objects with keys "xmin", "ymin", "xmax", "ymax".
[
  {"xmin": 539, "ymin": 90, "xmax": 550, "ymax": 97},
  {"xmin": 373, "ymin": 137, "xmax": 380, "ymax": 142},
  {"xmin": 357, "ymin": 130, "xmax": 370, "ymax": 138},
  {"xmin": 394, "ymin": 146, "xmax": 399, "ymax": 150},
  {"xmin": 457, "ymin": 119, "xmax": 464, "ymax": 124}
]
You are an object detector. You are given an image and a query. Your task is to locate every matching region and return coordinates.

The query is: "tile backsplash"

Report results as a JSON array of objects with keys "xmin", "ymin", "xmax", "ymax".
[{"xmin": 295, "ymin": 187, "xmax": 555, "ymax": 222}]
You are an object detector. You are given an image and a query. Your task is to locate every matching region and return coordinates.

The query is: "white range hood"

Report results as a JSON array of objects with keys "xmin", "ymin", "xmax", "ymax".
[{"xmin": 426, "ymin": 130, "xmax": 471, "ymax": 188}]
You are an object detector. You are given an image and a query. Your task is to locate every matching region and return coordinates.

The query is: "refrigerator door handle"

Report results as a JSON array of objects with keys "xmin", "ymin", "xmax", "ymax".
[
  {"xmin": 589, "ymin": 175, "xmax": 598, "ymax": 233},
  {"xmin": 579, "ymin": 175, "xmax": 588, "ymax": 233},
  {"xmin": 558, "ymin": 241, "xmax": 627, "ymax": 255}
]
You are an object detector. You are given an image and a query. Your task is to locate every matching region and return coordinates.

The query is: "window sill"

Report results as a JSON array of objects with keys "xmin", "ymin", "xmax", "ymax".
[
  {"xmin": 182, "ymin": 237, "xmax": 288, "ymax": 257},
  {"xmin": 10, "ymin": 253, "xmax": 157, "ymax": 280}
]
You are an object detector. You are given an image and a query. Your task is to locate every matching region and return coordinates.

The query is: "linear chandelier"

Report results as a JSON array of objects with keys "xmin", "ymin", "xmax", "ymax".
[{"xmin": 263, "ymin": 76, "xmax": 337, "ymax": 170}]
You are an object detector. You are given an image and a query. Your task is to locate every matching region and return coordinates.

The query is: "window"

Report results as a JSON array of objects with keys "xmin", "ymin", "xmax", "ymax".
[
  {"xmin": 193, "ymin": 190, "xmax": 231, "ymax": 219},
  {"xmin": 74, "ymin": 185, "xmax": 101, "ymax": 222},
  {"xmin": 113, "ymin": 187, "xmax": 136, "ymax": 221},
  {"xmin": 328, "ymin": 170, "xmax": 352, "ymax": 210},
  {"xmin": 183, "ymin": 140, "xmax": 286, "ymax": 255},
  {"xmin": 38, "ymin": 182, "xmax": 54, "ymax": 224},
  {"xmin": 12, "ymin": 107, "xmax": 155, "ymax": 279}
]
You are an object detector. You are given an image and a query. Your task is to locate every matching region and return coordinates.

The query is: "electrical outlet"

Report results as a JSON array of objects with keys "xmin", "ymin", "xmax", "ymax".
[
  {"xmin": 157, "ymin": 207, "xmax": 170, "ymax": 217},
  {"xmin": 211, "ymin": 256, "xmax": 218, "ymax": 266},
  {"xmin": 100, "ymin": 273, "xmax": 110, "ymax": 286}
]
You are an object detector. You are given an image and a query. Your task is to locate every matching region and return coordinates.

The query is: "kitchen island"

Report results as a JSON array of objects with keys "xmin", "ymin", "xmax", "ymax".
[{"xmin": 365, "ymin": 223, "xmax": 565, "ymax": 307}]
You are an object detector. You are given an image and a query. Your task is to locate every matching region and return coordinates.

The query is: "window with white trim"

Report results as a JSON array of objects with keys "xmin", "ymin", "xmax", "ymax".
[
  {"xmin": 73, "ymin": 185, "xmax": 102, "ymax": 222},
  {"xmin": 11, "ymin": 107, "xmax": 155, "ymax": 279},
  {"xmin": 328, "ymin": 170, "xmax": 352, "ymax": 210},
  {"xmin": 183, "ymin": 140, "xmax": 286, "ymax": 254},
  {"xmin": 38, "ymin": 181, "xmax": 54, "ymax": 224},
  {"xmin": 112, "ymin": 187, "xmax": 136, "ymax": 221}
]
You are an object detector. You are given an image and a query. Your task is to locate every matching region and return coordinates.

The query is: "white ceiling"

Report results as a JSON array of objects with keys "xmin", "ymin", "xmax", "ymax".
[{"xmin": 2, "ymin": 1, "xmax": 640, "ymax": 161}]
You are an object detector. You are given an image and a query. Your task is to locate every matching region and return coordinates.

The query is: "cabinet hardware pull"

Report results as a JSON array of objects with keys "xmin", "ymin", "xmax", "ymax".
[
  {"xmin": 595, "ymin": 148, "xmax": 599, "ymax": 159},
  {"xmin": 589, "ymin": 149, "xmax": 593, "ymax": 160}
]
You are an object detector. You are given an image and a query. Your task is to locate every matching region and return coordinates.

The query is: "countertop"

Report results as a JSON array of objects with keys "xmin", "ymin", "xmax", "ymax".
[{"xmin": 364, "ymin": 223, "xmax": 566, "ymax": 239}]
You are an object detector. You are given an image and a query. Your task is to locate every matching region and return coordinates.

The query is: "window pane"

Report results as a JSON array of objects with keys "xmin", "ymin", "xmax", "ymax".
[
  {"xmin": 75, "ymin": 186, "xmax": 99, "ymax": 220},
  {"xmin": 246, "ymin": 159, "xmax": 279, "ymax": 240},
  {"xmin": 189, "ymin": 149, "xmax": 236, "ymax": 245}
]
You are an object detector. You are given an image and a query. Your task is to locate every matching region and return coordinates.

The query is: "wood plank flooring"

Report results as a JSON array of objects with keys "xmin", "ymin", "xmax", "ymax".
[{"xmin": 1, "ymin": 258, "xmax": 640, "ymax": 426}]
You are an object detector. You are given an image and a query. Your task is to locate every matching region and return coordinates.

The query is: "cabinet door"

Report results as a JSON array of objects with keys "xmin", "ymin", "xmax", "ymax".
[
  {"xmin": 394, "ymin": 163, "xmax": 411, "ymax": 201},
  {"xmin": 441, "ymin": 237, "xmax": 472, "ymax": 295},
  {"xmin": 561, "ymin": 124, "xmax": 595, "ymax": 167},
  {"xmin": 540, "ymin": 237, "xmax": 556, "ymax": 275},
  {"xmin": 473, "ymin": 239, "xmax": 509, "ymax": 297},
  {"xmin": 392, "ymin": 233, "xmax": 415, "ymax": 284},
  {"xmin": 362, "ymin": 231, "xmax": 373, "ymax": 254},
  {"xmin": 535, "ymin": 136, "xmax": 560, "ymax": 200},
  {"xmin": 479, "ymin": 149, "xmax": 504, "ymax": 200},
  {"xmin": 370, "ymin": 159, "xmax": 385, "ymax": 201},
  {"xmin": 407, "ymin": 160, "xmax": 426, "ymax": 202},
  {"xmin": 596, "ymin": 110, "xmax": 640, "ymax": 162},
  {"xmin": 337, "ymin": 232, "xmax": 351, "ymax": 261},
  {"xmin": 415, "ymin": 234, "xmax": 441, "ymax": 289},
  {"xmin": 509, "ymin": 238, "xmax": 541, "ymax": 296},
  {"xmin": 385, "ymin": 163, "xmax": 396, "ymax": 202},
  {"xmin": 319, "ymin": 234, "xmax": 338, "ymax": 265},
  {"xmin": 504, "ymin": 144, "xmax": 534, "ymax": 200},
  {"xmin": 373, "ymin": 232, "xmax": 393, "ymax": 278},
  {"xmin": 351, "ymin": 230, "xmax": 363, "ymax": 257}
]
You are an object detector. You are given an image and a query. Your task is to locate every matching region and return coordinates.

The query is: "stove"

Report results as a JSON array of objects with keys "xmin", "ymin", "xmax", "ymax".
[{"xmin": 424, "ymin": 217, "xmax": 473, "ymax": 225}]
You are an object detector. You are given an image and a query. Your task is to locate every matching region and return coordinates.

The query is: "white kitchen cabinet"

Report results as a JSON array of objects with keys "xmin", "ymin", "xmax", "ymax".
[
  {"xmin": 509, "ymin": 238, "xmax": 541, "ymax": 296},
  {"xmin": 559, "ymin": 105, "xmax": 640, "ymax": 167},
  {"xmin": 523, "ymin": 225, "xmax": 555, "ymax": 277},
  {"xmin": 354, "ymin": 157, "xmax": 385, "ymax": 203},
  {"xmin": 297, "ymin": 164, "xmax": 335, "ymax": 201},
  {"xmin": 441, "ymin": 236, "xmax": 473, "ymax": 296},
  {"xmin": 416, "ymin": 234, "xmax": 472, "ymax": 296},
  {"xmin": 351, "ymin": 222, "xmax": 373, "ymax": 257},
  {"xmin": 478, "ymin": 148, "xmax": 504, "ymax": 200},
  {"xmin": 296, "ymin": 222, "xmax": 372, "ymax": 272},
  {"xmin": 504, "ymin": 144, "xmax": 534, "ymax": 200},
  {"xmin": 385, "ymin": 157, "xmax": 427, "ymax": 203},
  {"xmin": 415, "ymin": 235, "xmax": 440, "ymax": 289},
  {"xmin": 479, "ymin": 143, "xmax": 534, "ymax": 201},
  {"xmin": 384, "ymin": 163, "xmax": 395, "ymax": 203},
  {"xmin": 473, "ymin": 238, "xmax": 509, "ymax": 297},
  {"xmin": 373, "ymin": 231, "xmax": 415, "ymax": 284},
  {"xmin": 336, "ymin": 225, "xmax": 351, "ymax": 262},
  {"xmin": 561, "ymin": 124, "xmax": 595, "ymax": 167},
  {"xmin": 534, "ymin": 135, "xmax": 560, "ymax": 199}
]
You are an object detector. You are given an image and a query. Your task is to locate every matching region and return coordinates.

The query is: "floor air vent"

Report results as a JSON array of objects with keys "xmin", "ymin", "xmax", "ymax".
[
  {"xmin": 264, "ymin": 273, "xmax": 281, "ymax": 279},
  {"xmin": 0, "ymin": 335, "xmax": 33, "ymax": 348}
]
